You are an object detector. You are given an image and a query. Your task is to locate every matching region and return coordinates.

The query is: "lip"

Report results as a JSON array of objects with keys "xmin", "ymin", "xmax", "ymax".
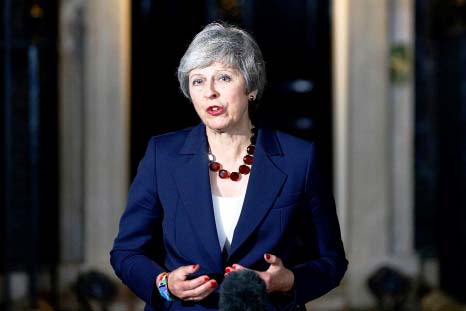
[{"xmin": 206, "ymin": 105, "xmax": 225, "ymax": 116}]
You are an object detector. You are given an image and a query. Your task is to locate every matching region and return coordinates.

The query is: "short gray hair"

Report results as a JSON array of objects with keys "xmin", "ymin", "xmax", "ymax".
[{"xmin": 177, "ymin": 23, "xmax": 266, "ymax": 101}]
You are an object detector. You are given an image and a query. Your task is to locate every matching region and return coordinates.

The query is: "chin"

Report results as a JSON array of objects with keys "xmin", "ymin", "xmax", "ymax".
[
  {"xmin": 205, "ymin": 121, "xmax": 230, "ymax": 132},
  {"xmin": 206, "ymin": 125, "xmax": 227, "ymax": 133}
]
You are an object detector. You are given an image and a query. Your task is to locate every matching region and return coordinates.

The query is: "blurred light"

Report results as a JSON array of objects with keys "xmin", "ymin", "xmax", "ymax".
[
  {"xmin": 30, "ymin": 4, "xmax": 44, "ymax": 19},
  {"xmin": 141, "ymin": 0, "xmax": 152, "ymax": 16},
  {"xmin": 290, "ymin": 79, "xmax": 313, "ymax": 93},
  {"xmin": 294, "ymin": 117, "xmax": 314, "ymax": 130}
]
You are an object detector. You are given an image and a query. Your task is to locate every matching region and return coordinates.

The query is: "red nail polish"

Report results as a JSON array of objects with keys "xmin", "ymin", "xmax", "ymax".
[
  {"xmin": 265, "ymin": 254, "xmax": 271, "ymax": 260},
  {"xmin": 232, "ymin": 264, "xmax": 237, "ymax": 269},
  {"xmin": 210, "ymin": 280, "xmax": 217, "ymax": 288},
  {"xmin": 225, "ymin": 268, "xmax": 231, "ymax": 273},
  {"xmin": 204, "ymin": 276, "xmax": 210, "ymax": 281},
  {"xmin": 192, "ymin": 265, "xmax": 197, "ymax": 269}
]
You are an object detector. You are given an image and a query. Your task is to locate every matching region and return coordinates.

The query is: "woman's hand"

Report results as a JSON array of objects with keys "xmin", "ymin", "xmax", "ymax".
[
  {"xmin": 225, "ymin": 253, "xmax": 295, "ymax": 293},
  {"xmin": 165, "ymin": 264, "xmax": 218, "ymax": 301}
]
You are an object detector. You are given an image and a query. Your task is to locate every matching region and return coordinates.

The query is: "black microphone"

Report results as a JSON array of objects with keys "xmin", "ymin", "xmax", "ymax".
[{"xmin": 219, "ymin": 269, "xmax": 270, "ymax": 311}]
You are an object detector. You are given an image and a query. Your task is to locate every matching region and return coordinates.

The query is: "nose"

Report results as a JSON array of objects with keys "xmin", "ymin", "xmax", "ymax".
[{"xmin": 204, "ymin": 79, "xmax": 219, "ymax": 99}]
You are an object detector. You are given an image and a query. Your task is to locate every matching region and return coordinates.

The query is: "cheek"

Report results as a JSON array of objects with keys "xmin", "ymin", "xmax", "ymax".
[
  {"xmin": 192, "ymin": 101, "xmax": 203, "ymax": 114},
  {"xmin": 188, "ymin": 89, "xmax": 196, "ymax": 102},
  {"xmin": 189, "ymin": 93, "xmax": 202, "ymax": 109},
  {"xmin": 188, "ymin": 86, "xmax": 200, "ymax": 100},
  {"xmin": 228, "ymin": 88, "xmax": 248, "ymax": 105},
  {"xmin": 235, "ymin": 96, "xmax": 250, "ymax": 111}
]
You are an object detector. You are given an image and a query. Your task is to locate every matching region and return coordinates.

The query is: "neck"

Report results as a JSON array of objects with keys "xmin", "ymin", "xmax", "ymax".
[{"xmin": 206, "ymin": 122, "xmax": 253, "ymax": 160}]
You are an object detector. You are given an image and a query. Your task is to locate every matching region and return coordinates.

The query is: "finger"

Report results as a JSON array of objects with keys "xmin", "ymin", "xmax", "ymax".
[
  {"xmin": 264, "ymin": 253, "xmax": 282, "ymax": 266},
  {"xmin": 168, "ymin": 264, "xmax": 201, "ymax": 296},
  {"xmin": 224, "ymin": 264, "xmax": 241, "ymax": 274},
  {"xmin": 196, "ymin": 280, "xmax": 218, "ymax": 300},
  {"xmin": 171, "ymin": 264, "xmax": 199, "ymax": 281},
  {"xmin": 183, "ymin": 275, "xmax": 211, "ymax": 291},
  {"xmin": 183, "ymin": 279, "xmax": 218, "ymax": 300},
  {"xmin": 231, "ymin": 263, "xmax": 247, "ymax": 270},
  {"xmin": 224, "ymin": 266, "xmax": 232, "ymax": 277},
  {"xmin": 224, "ymin": 264, "xmax": 246, "ymax": 277}
]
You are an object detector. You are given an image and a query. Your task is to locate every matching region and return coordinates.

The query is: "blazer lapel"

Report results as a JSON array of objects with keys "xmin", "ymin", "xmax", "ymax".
[
  {"xmin": 228, "ymin": 128, "xmax": 287, "ymax": 258},
  {"xmin": 173, "ymin": 124, "xmax": 224, "ymax": 271}
]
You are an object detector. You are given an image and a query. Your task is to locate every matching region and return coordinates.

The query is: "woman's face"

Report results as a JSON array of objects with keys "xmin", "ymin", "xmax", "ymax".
[{"xmin": 189, "ymin": 61, "xmax": 256, "ymax": 133}]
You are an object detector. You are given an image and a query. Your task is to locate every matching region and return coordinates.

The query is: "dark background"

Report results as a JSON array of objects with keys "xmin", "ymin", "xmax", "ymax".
[
  {"xmin": 130, "ymin": 0, "xmax": 333, "ymax": 181},
  {"xmin": 1, "ymin": 0, "xmax": 59, "ymax": 308},
  {"xmin": 415, "ymin": 0, "xmax": 466, "ymax": 302}
]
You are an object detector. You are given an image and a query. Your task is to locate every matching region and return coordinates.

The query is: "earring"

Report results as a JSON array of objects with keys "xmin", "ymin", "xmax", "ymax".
[{"xmin": 249, "ymin": 95, "xmax": 255, "ymax": 102}]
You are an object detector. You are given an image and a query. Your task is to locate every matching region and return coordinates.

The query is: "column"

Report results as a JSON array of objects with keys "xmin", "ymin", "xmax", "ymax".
[
  {"xmin": 83, "ymin": 0, "xmax": 131, "ymax": 271},
  {"xmin": 59, "ymin": 0, "xmax": 131, "ymax": 278},
  {"xmin": 332, "ymin": 0, "xmax": 418, "ymax": 307}
]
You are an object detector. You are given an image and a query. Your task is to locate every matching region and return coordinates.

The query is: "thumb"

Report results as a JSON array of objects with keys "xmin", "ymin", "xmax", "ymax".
[
  {"xmin": 188, "ymin": 264, "xmax": 200, "ymax": 274},
  {"xmin": 264, "ymin": 253, "xmax": 282, "ymax": 266}
]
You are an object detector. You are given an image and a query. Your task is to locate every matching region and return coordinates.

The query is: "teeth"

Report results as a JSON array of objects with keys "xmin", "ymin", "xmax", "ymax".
[{"xmin": 212, "ymin": 107, "xmax": 219, "ymax": 111}]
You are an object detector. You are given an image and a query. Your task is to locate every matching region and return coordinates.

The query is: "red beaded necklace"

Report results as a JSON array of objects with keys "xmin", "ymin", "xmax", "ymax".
[{"xmin": 208, "ymin": 128, "xmax": 257, "ymax": 182}]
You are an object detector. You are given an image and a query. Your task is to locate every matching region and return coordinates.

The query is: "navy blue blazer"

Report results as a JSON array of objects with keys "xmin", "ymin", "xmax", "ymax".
[{"xmin": 110, "ymin": 123, "xmax": 347, "ymax": 311}]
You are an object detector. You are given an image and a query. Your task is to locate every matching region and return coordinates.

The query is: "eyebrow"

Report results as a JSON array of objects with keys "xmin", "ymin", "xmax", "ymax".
[{"xmin": 189, "ymin": 68, "xmax": 235, "ymax": 77}]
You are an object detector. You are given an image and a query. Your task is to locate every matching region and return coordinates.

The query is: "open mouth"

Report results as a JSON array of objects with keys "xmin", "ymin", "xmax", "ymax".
[{"xmin": 207, "ymin": 105, "xmax": 225, "ymax": 116}]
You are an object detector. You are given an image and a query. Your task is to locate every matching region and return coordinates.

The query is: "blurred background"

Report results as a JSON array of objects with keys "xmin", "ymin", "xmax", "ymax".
[{"xmin": 1, "ymin": 0, "xmax": 465, "ymax": 310}]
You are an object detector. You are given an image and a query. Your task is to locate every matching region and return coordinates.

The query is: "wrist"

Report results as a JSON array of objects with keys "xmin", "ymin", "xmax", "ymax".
[{"xmin": 156, "ymin": 272, "xmax": 176, "ymax": 301}]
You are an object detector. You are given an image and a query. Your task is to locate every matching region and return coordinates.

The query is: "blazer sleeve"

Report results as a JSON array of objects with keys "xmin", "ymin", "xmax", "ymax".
[
  {"xmin": 110, "ymin": 138, "xmax": 166, "ymax": 308},
  {"xmin": 290, "ymin": 144, "xmax": 348, "ymax": 305}
]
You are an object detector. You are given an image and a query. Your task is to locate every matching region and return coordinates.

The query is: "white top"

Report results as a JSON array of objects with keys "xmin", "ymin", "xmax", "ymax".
[{"xmin": 211, "ymin": 194, "xmax": 245, "ymax": 250}]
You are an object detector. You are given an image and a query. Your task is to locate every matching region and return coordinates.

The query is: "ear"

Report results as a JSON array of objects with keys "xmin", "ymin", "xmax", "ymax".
[{"xmin": 247, "ymin": 90, "xmax": 258, "ymax": 101}]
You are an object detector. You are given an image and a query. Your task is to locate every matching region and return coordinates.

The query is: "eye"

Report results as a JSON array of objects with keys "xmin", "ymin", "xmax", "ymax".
[
  {"xmin": 218, "ymin": 74, "xmax": 231, "ymax": 82},
  {"xmin": 191, "ymin": 78, "xmax": 203, "ymax": 86}
]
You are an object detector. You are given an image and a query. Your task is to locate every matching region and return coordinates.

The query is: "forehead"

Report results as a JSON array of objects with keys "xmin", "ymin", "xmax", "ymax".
[{"xmin": 189, "ymin": 61, "xmax": 239, "ymax": 76}]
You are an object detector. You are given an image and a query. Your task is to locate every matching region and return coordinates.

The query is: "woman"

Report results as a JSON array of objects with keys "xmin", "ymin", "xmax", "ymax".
[{"xmin": 110, "ymin": 23, "xmax": 347, "ymax": 311}]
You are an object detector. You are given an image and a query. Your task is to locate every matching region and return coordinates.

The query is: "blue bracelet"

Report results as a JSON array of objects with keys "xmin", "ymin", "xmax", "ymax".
[{"xmin": 157, "ymin": 273, "xmax": 176, "ymax": 301}]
